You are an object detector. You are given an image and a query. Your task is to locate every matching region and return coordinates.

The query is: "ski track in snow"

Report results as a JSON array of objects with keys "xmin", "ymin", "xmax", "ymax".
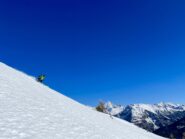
[{"xmin": 0, "ymin": 62, "xmax": 166, "ymax": 139}]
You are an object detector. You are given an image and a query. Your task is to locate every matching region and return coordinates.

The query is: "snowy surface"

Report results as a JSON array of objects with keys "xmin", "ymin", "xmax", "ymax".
[{"xmin": 0, "ymin": 62, "xmax": 166, "ymax": 139}]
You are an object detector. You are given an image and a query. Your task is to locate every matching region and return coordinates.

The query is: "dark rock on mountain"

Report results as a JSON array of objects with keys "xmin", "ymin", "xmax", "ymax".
[{"xmin": 154, "ymin": 116, "xmax": 185, "ymax": 139}]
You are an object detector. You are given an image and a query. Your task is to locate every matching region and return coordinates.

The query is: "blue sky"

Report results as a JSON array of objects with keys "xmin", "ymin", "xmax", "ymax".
[{"xmin": 1, "ymin": 0, "xmax": 185, "ymax": 106}]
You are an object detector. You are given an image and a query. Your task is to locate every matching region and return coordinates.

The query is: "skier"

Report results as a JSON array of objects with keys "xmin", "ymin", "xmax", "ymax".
[{"xmin": 37, "ymin": 75, "xmax": 46, "ymax": 83}]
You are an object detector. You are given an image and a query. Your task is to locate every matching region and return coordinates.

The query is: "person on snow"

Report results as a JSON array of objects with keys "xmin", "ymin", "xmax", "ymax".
[{"xmin": 37, "ymin": 75, "xmax": 46, "ymax": 83}]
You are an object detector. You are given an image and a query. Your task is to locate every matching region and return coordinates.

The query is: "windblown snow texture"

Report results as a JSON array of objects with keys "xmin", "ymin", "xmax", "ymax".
[{"xmin": 0, "ymin": 62, "xmax": 165, "ymax": 139}]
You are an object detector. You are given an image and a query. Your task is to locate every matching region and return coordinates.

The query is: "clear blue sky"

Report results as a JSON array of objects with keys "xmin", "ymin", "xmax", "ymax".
[{"xmin": 1, "ymin": 0, "xmax": 185, "ymax": 106}]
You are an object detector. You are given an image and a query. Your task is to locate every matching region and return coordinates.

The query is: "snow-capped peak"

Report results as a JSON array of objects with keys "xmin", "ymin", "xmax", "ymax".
[{"xmin": 104, "ymin": 101, "xmax": 124, "ymax": 115}]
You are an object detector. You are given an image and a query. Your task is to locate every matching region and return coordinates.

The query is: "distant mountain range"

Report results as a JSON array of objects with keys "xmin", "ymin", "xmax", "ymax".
[{"xmin": 103, "ymin": 102, "xmax": 185, "ymax": 132}]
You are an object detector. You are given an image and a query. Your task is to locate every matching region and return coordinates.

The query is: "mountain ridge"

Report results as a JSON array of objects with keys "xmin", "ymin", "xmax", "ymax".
[{"xmin": 103, "ymin": 101, "xmax": 185, "ymax": 131}]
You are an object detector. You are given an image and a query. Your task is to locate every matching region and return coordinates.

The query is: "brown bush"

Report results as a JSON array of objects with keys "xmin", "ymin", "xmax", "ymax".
[{"xmin": 96, "ymin": 101, "xmax": 105, "ymax": 113}]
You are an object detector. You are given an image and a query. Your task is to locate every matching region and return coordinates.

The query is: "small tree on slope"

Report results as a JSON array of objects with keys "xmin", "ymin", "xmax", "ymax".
[
  {"xmin": 96, "ymin": 101, "xmax": 105, "ymax": 113},
  {"xmin": 96, "ymin": 101, "xmax": 113, "ymax": 119}
]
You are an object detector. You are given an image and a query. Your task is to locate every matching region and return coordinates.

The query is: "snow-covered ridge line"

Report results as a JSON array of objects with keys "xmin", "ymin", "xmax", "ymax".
[
  {"xmin": 103, "ymin": 101, "xmax": 185, "ymax": 132},
  {"xmin": 104, "ymin": 101, "xmax": 185, "ymax": 115},
  {"xmin": 0, "ymin": 62, "xmax": 165, "ymax": 139}
]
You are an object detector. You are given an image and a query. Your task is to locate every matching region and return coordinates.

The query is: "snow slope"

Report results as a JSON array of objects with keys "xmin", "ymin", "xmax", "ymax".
[{"xmin": 0, "ymin": 62, "xmax": 166, "ymax": 139}]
